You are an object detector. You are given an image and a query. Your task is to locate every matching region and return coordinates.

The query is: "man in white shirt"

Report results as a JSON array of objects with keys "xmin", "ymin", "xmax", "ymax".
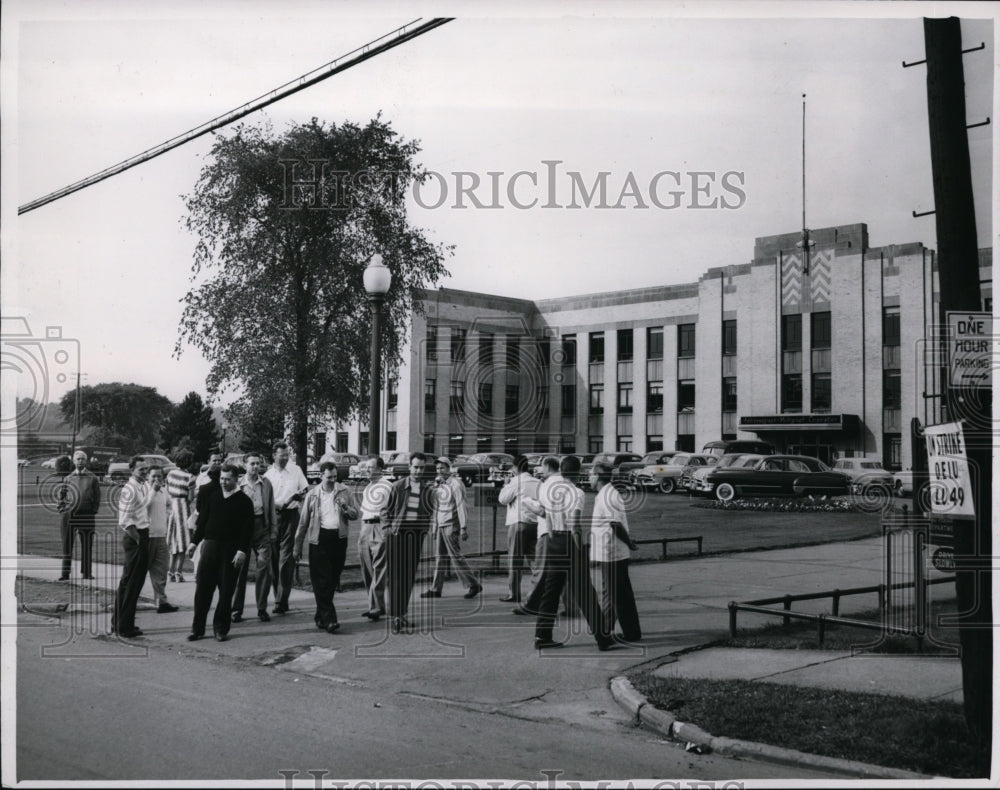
[
  {"xmin": 588, "ymin": 462, "xmax": 641, "ymax": 643},
  {"xmin": 147, "ymin": 467, "xmax": 179, "ymax": 614},
  {"xmin": 358, "ymin": 456, "xmax": 393, "ymax": 620},
  {"xmin": 497, "ymin": 455, "xmax": 540, "ymax": 603},
  {"xmin": 231, "ymin": 453, "xmax": 277, "ymax": 623},
  {"xmin": 524, "ymin": 455, "xmax": 611, "ymax": 651},
  {"xmin": 113, "ymin": 457, "xmax": 152, "ymax": 638},
  {"xmin": 264, "ymin": 441, "xmax": 308, "ymax": 614},
  {"xmin": 422, "ymin": 457, "xmax": 481, "ymax": 599}
]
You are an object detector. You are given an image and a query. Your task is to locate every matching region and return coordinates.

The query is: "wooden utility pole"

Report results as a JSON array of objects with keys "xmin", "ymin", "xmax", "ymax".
[{"xmin": 923, "ymin": 16, "xmax": 992, "ymax": 765}]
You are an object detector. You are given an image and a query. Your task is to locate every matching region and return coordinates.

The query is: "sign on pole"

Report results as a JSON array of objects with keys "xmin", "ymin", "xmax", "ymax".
[
  {"xmin": 947, "ymin": 311, "xmax": 993, "ymax": 387},
  {"xmin": 924, "ymin": 421, "xmax": 975, "ymax": 518}
]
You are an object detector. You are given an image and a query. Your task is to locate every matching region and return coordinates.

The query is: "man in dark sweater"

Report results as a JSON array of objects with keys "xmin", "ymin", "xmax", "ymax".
[{"xmin": 186, "ymin": 464, "xmax": 253, "ymax": 642}]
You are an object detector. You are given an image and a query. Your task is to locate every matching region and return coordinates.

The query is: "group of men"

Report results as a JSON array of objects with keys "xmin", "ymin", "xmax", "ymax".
[{"xmin": 81, "ymin": 442, "xmax": 640, "ymax": 651}]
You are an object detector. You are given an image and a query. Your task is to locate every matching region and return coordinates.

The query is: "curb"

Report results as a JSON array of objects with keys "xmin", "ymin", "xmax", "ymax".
[
  {"xmin": 19, "ymin": 602, "xmax": 157, "ymax": 615},
  {"xmin": 608, "ymin": 675, "xmax": 933, "ymax": 780}
]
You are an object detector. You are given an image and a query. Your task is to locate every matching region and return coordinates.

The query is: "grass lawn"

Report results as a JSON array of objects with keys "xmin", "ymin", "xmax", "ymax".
[{"xmin": 627, "ymin": 598, "xmax": 989, "ymax": 778}]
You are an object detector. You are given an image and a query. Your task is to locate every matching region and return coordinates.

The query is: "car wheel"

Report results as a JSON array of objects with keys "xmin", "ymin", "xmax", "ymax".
[
  {"xmin": 658, "ymin": 478, "xmax": 676, "ymax": 495},
  {"xmin": 715, "ymin": 483, "xmax": 736, "ymax": 502}
]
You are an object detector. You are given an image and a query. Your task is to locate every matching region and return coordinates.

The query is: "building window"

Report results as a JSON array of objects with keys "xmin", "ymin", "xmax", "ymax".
[
  {"xmin": 882, "ymin": 307, "xmax": 901, "ymax": 346},
  {"xmin": 560, "ymin": 438, "xmax": 576, "ymax": 453},
  {"xmin": 647, "ymin": 326, "xmax": 664, "ymax": 360},
  {"xmin": 505, "ymin": 384, "xmax": 519, "ymax": 415},
  {"xmin": 782, "ymin": 374, "xmax": 802, "ymax": 412},
  {"xmin": 722, "ymin": 320, "xmax": 737, "ymax": 356},
  {"xmin": 336, "ymin": 432, "xmax": 349, "ymax": 453},
  {"xmin": 722, "ymin": 377, "xmax": 737, "ymax": 412},
  {"xmin": 424, "ymin": 379, "xmax": 436, "ymax": 412},
  {"xmin": 782, "ymin": 315, "xmax": 802, "ymax": 351},
  {"xmin": 617, "ymin": 435, "xmax": 633, "ymax": 452},
  {"xmin": 505, "ymin": 437, "xmax": 519, "ymax": 457},
  {"xmin": 589, "ymin": 332, "xmax": 605, "ymax": 363},
  {"xmin": 647, "ymin": 381, "xmax": 663, "ymax": 413},
  {"xmin": 423, "ymin": 434, "xmax": 436, "ymax": 454},
  {"xmin": 676, "ymin": 434, "xmax": 695, "ymax": 452},
  {"xmin": 647, "ymin": 434, "xmax": 663, "ymax": 451},
  {"xmin": 617, "ymin": 329, "xmax": 633, "ymax": 362},
  {"xmin": 387, "ymin": 380, "xmax": 398, "ymax": 411},
  {"xmin": 477, "ymin": 382, "xmax": 493, "ymax": 414},
  {"xmin": 590, "ymin": 385, "xmax": 604, "ymax": 414},
  {"xmin": 883, "ymin": 370, "xmax": 901, "ymax": 409},
  {"xmin": 312, "ymin": 432, "xmax": 327, "ymax": 459},
  {"xmin": 617, "ymin": 382, "xmax": 633, "ymax": 413},
  {"xmin": 426, "ymin": 325, "xmax": 438, "ymax": 363},
  {"xmin": 678, "ymin": 323, "xmax": 696, "ymax": 358},
  {"xmin": 385, "ymin": 431, "xmax": 397, "ymax": 451},
  {"xmin": 448, "ymin": 434, "xmax": 464, "ymax": 457},
  {"xmin": 506, "ymin": 335, "xmax": 520, "ymax": 369},
  {"xmin": 561, "ymin": 384, "xmax": 576, "ymax": 416},
  {"xmin": 811, "ymin": 373, "xmax": 832, "ymax": 412},
  {"xmin": 561, "ymin": 334, "xmax": 577, "ymax": 366},
  {"xmin": 884, "ymin": 434, "xmax": 902, "ymax": 471},
  {"xmin": 359, "ymin": 432, "xmax": 369, "ymax": 456},
  {"xmin": 677, "ymin": 380, "xmax": 695, "ymax": 412},
  {"xmin": 477, "ymin": 435, "xmax": 491, "ymax": 450},
  {"xmin": 589, "ymin": 436, "xmax": 604, "ymax": 453},
  {"xmin": 450, "ymin": 327, "xmax": 466, "ymax": 363},
  {"xmin": 984, "ymin": 296, "xmax": 993, "ymax": 312},
  {"xmin": 478, "ymin": 333, "xmax": 493, "ymax": 365},
  {"xmin": 450, "ymin": 380, "xmax": 465, "ymax": 413},
  {"xmin": 811, "ymin": 312, "xmax": 831, "ymax": 349}
]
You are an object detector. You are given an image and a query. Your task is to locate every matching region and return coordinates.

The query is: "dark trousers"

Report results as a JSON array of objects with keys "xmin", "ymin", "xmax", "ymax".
[
  {"xmin": 599, "ymin": 559, "xmax": 642, "ymax": 641},
  {"xmin": 61, "ymin": 513, "xmax": 96, "ymax": 577},
  {"xmin": 308, "ymin": 530, "xmax": 348, "ymax": 628},
  {"xmin": 114, "ymin": 528, "xmax": 149, "ymax": 633},
  {"xmin": 232, "ymin": 516, "xmax": 272, "ymax": 616},
  {"xmin": 534, "ymin": 532, "xmax": 608, "ymax": 644},
  {"xmin": 191, "ymin": 539, "xmax": 239, "ymax": 637},
  {"xmin": 272, "ymin": 508, "xmax": 299, "ymax": 607},
  {"xmin": 522, "ymin": 531, "xmax": 572, "ymax": 614},
  {"xmin": 387, "ymin": 526, "xmax": 427, "ymax": 618}
]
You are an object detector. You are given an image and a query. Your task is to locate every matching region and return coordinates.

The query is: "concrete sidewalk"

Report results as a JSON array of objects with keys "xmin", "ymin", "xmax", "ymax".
[{"xmin": 14, "ymin": 535, "xmax": 960, "ymax": 778}]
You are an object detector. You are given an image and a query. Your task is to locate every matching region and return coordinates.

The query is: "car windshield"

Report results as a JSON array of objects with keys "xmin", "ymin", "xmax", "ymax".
[
  {"xmin": 860, "ymin": 462, "xmax": 884, "ymax": 469},
  {"xmin": 669, "ymin": 455, "xmax": 690, "ymax": 466}
]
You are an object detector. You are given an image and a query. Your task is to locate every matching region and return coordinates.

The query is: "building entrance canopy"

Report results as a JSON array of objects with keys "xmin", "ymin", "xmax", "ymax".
[{"xmin": 739, "ymin": 414, "xmax": 861, "ymax": 432}]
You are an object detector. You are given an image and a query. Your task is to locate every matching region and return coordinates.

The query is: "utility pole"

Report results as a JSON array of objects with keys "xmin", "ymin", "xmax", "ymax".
[{"xmin": 923, "ymin": 16, "xmax": 991, "ymax": 765}]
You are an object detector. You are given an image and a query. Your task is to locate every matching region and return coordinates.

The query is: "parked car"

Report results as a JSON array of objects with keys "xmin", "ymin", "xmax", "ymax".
[
  {"xmin": 704, "ymin": 454, "xmax": 850, "ymax": 502},
  {"xmin": 312, "ymin": 452, "xmax": 361, "ymax": 483},
  {"xmin": 223, "ymin": 452, "xmax": 247, "ymax": 476},
  {"xmin": 831, "ymin": 457, "xmax": 894, "ymax": 497},
  {"xmin": 452, "ymin": 453, "xmax": 515, "ymax": 486},
  {"xmin": 104, "ymin": 453, "xmax": 175, "ymax": 483},
  {"xmin": 688, "ymin": 453, "xmax": 766, "ymax": 496},
  {"xmin": 40, "ymin": 456, "xmax": 59, "ymax": 469},
  {"xmin": 678, "ymin": 454, "xmax": 720, "ymax": 492},
  {"xmin": 702, "ymin": 439, "xmax": 775, "ymax": 458},
  {"xmin": 582, "ymin": 452, "xmax": 643, "ymax": 489},
  {"xmin": 522, "ymin": 452, "xmax": 549, "ymax": 478},
  {"xmin": 633, "ymin": 452, "xmax": 714, "ymax": 494}
]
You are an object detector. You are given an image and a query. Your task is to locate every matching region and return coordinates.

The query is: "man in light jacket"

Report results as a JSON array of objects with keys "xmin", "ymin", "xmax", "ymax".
[
  {"xmin": 497, "ymin": 454, "xmax": 540, "ymax": 604},
  {"xmin": 293, "ymin": 461, "xmax": 359, "ymax": 633},
  {"xmin": 422, "ymin": 457, "xmax": 481, "ymax": 600},
  {"xmin": 231, "ymin": 452, "xmax": 278, "ymax": 623}
]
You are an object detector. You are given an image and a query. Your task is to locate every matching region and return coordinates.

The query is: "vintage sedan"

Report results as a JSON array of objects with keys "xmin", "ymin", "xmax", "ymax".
[
  {"xmin": 449, "ymin": 452, "xmax": 515, "ymax": 486},
  {"xmin": 688, "ymin": 453, "xmax": 765, "ymax": 496},
  {"xmin": 312, "ymin": 452, "xmax": 361, "ymax": 483},
  {"xmin": 705, "ymin": 454, "xmax": 850, "ymax": 502},
  {"xmin": 831, "ymin": 457, "xmax": 894, "ymax": 497},
  {"xmin": 633, "ymin": 452, "xmax": 713, "ymax": 494}
]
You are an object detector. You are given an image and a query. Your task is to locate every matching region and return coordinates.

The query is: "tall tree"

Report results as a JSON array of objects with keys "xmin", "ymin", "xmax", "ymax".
[
  {"xmin": 58, "ymin": 383, "xmax": 172, "ymax": 454},
  {"xmin": 160, "ymin": 391, "xmax": 220, "ymax": 461},
  {"xmin": 176, "ymin": 116, "xmax": 451, "ymax": 465}
]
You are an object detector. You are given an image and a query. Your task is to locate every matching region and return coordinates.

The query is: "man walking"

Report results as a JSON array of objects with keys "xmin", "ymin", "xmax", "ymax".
[
  {"xmin": 264, "ymin": 441, "xmax": 308, "ymax": 615},
  {"xmin": 384, "ymin": 453, "xmax": 433, "ymax": 633},
  {"xmin": 186, "ymin": 464, "xmax": 253, "ymax": 642},
  {"xmin": 293, "ymin": 462, "xmax": 359, "ymax": 633},
  {"xmin": 526, "ymin": 455, "xmax": 611, "ymax": 651},
  {"xmin": 358, "ymin": 456, "xmax": 392, "ymax": 621},
  {"xmin": 422, "ymin": 457, "xmax": 481, "ymax": 599},
  {"xmin": 497, "ymin": 454, "xmax": 539, "ymax": 603},
  {"xmin": 230, "ymin": 452, "xmax": 276, "ymax": 623},
  {"xmin": 588, "ymin": 462, "xmax": 641, "ymax": 643},
  {"xmin": 146, "ymin": 466, "xmax": 179, "ymax": 614},
  {"xmin": 113, "ymin": 457, "xmax": 151, "ymax": 638},
  {"xmin": 58, "ymin": 450, "xmax": 101, "ymax": 580}
]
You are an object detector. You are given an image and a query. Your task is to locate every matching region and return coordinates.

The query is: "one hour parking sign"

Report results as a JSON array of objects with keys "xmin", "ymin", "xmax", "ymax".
[
  {"xmin": 947, "ymin": 311, "xmax": 993, "ymax": 387},
  {"xmin": 924, "ymin": 421, "xmax": 975, "ymax": 518}
]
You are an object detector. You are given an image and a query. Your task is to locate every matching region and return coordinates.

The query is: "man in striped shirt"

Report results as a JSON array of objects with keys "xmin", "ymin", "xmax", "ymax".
[{"xmin": 384, "ymin": 453, "xmax": 433, "ymax": 633}]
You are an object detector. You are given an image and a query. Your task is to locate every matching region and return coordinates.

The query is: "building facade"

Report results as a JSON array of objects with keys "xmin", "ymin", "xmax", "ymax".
[{"xmin": 319, "ymin": 222, "xmax": 992, "ymax": 471}]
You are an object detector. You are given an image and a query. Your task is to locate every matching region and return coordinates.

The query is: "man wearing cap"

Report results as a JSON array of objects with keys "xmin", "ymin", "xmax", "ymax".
[
  {"xmin": 57, "ymin": 450, "xmax": 102, "ymax": 580},
  {"xmin": 497, "ymin": 454, "xmax": 540, "ymax": 603},
  {"xmin": 358, "ymin": 456, "xmax": 392, "ymax": 620},
  {"xmin": 421, "ymin": 457, "xmax": 481, "ymax": 600},
  {"xmin": 384, "ymin": 453, "xmax": 433, "ymax": 633}
]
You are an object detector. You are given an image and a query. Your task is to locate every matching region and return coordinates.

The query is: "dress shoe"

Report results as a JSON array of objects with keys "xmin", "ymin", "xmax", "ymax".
[
  {"xmin": 186, "ymin": 632, "xmax": 203, "ymax": 641},
  {"xmin": 82, "ymin": 574, "xmax": 95, "ymax": 580},
  {"xmin": 231, "ymin": 612, "xmax": 243, "ymax": 623},
  {"xmin": 596, "ymin": 636, "xmax": 615, "ymax": 652},
  {"xmin": 258, "ymin": 610, "xmax": 271, "ymax": 622},
  {"xmin": 512, "ymin": 606, "xmax": 530, "ymax": 616},
  {"xmin": 464, "ymin": 584, "xmax": 483, "ymax": 599},
  {"xmin": 214, "ymin": 630, "xmax": 230, "ymax": 642},
  {"xmin": 326, "ymin": 622, "xmax": 340, "ymax": 634},
  {"xmin": 419, "ymin": 590, "xmax": 441, "ymax": 598},
  {"xmin": 390, "ymin": 617, "xmax": 410, "ymax": 634},
  {"xmin": 617, "ymin": 633, "xmax": 642, "ymax": 643},
  {"xmin": 272, "ymin": 604, "xmax": 288, "ymax": 615},
  {"xmin": 169, "ymin": 573, "xmax": 177, "ymax": 583},
  {"xmin": 157, "ymin": 603, "xmax": 179, "ymax": 614},
  {"xmin": 362, "ymin": 610, "xmax": 381, "ymax": 621},
  {"xmin": 534, "ymin": 638, "xmax": 564, "ymax": 649},
  {"xmin": 118, "ymin": 627, "xmax": 143, "ymax": 638},
  {"xmin": 58, "ymin": 575, "xmax": 70, "ymax": 581},
  {"xmin": 499, "ymin": 594, "xmax": 519, "ymax": 603}
]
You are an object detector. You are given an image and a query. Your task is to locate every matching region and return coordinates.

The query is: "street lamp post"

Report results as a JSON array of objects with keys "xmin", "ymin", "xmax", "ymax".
[{"xmin": 363, "ymin": 254, "xmax": 392, "ymax": 457}]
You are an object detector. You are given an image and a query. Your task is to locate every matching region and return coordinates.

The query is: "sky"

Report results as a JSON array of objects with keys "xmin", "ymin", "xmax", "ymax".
[{"xmin": 2, "ymin": 0, "xmax": 996, "ymax": 409}]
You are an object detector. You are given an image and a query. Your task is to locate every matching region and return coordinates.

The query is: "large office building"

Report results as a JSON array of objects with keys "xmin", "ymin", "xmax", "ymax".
[{"xmin": 317, "ymin": 222, "xmax": 992, "ymax": 471}]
